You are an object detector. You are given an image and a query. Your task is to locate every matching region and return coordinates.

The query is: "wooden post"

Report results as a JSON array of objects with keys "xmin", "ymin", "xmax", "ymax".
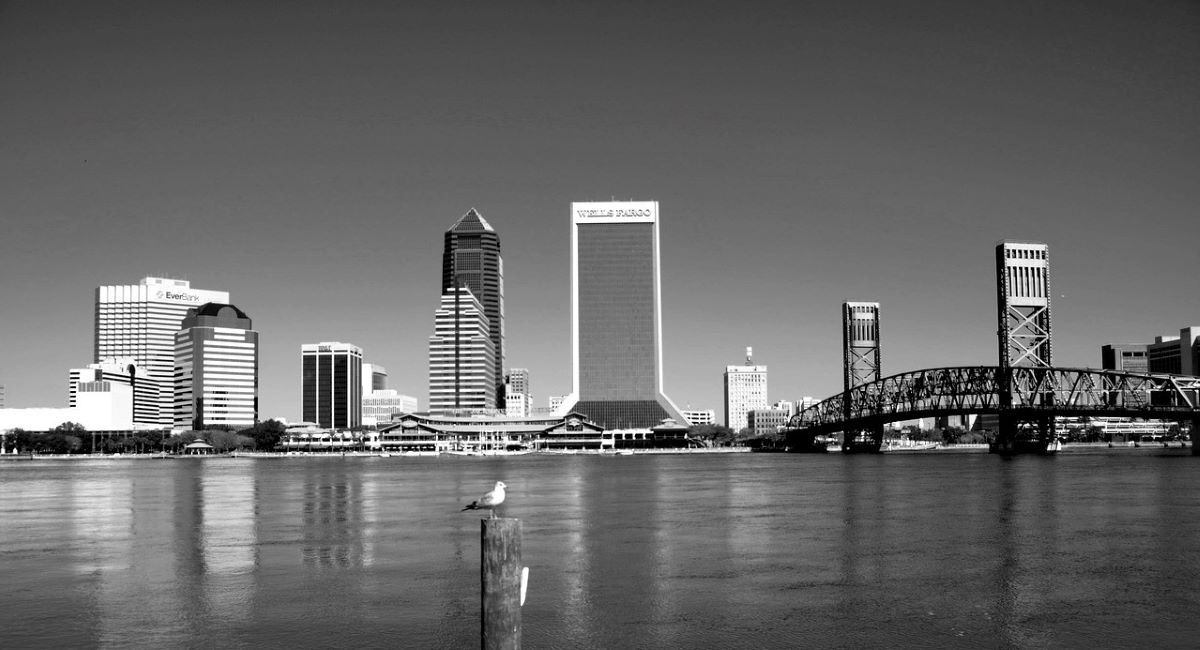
[{"xmin": 481, "ymin": 517, "xmax": 522, "ymax": 650}]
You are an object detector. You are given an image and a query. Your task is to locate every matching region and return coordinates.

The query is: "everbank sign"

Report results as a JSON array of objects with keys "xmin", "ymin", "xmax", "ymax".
[
  {"xmin": 572, "ymin": 200, "xmax": 657, "ymax": 223},
  {"xmin": 154, "ymin": 289, "xmax": 204, "ymax": 304}
]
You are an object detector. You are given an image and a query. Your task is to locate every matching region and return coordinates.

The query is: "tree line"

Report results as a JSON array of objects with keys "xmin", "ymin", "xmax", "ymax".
[{"xmin": 2, "ymin": 420, "xmax": 289, "ymax": 455}]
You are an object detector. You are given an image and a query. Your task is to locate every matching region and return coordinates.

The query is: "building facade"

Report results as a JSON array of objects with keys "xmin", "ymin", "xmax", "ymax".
[
  {"xmin": 362, "ymin": 390, "xmax": 418, "ymax": 427},
  {"xmin": 362, "ymin": 363, "xmax": 388, "ymax": 393},
  {"xmin": 0, "ymin": 383, "xmax": 133, "ymax": 434},
  {"xmin": 95, "ymin": 277, "xmax": 229, "ymax": 426},
  {"xmin": 1101, "ymin": 344, "xmax": 1150, "ymax": 374},
  {"xmin": 428, "ymin": 287, "xmax": 496, "ymax": 413},
  {"xmin": 1147, "ymin": 328, "xmax": 1200, "ymax": 375},
  {"xmin": 748, "ymin": 408, "xmax": 790, "ymax": 437},
  {"xmin": 302, "ymin": 342, "xmax": 363, "ymax": 429},
  {"xmin": 174, "ymin": 303, "xmax": 258, "ymax": 432},
  {"xmin": 725, "ymin": 348, "xmax": 768, "ymax": 432},
  {"xmin": 564, "ymin": 200, "xmax": 684, "ymax": 429},
  {"xmin": 69, "ymin": 358, "xmax": 159, "ymax": 427},
  {"xmin": 680, "ymin": 409, "xmax": 715, "ymax": 426},
  {"xmin": 443, "ymin": 209, "xmax": 505, "ymax": 404}
]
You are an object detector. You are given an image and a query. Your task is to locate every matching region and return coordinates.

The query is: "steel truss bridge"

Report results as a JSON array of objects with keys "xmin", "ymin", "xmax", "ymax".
[{"xmin": 785, "ymin": 366, "xmax": 1200, "ymax": 453}]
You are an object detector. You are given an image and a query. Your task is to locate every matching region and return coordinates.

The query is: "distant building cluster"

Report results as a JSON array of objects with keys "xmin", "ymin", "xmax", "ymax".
[
  {"xmin": 1102, "ymin": 327, "xmax": 1200, "ymax": 376},
  {"xmin": 0, "ymin": 200, "xmax": 718, "ymax": 449}
]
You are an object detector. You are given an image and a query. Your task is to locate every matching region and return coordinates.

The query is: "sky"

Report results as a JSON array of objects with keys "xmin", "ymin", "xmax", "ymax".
[{"xmin": 1, "ymin": 0, "xmax": 1197, "ymax": 421}]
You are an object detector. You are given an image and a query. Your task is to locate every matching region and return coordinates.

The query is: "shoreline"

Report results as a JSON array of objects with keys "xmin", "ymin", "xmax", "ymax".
[
  {"xmin": 2, "ymin": 442, "xmax": 1190, "ymax": 460},
  {"xmin": 0, "ymin": 447, "xmax": 755, "ymax": 460}
]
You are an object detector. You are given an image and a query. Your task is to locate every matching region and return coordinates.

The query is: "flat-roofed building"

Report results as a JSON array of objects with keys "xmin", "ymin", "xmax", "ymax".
[
  {"xmin": 69, "ymin": 358, "xmax": 159, "ymax": 428},
  {"xmin": 1101, "ymin": 344, "xmax": 1149, "ymax": 374},
  {"xmin": 562, "ymin": 200, "xmax": 684, "ymax": 430},
  {"xmin": 748, "ymin": 408, "xmax": 790, "ymax": 436},
  {"xmin": 302, "ymin": 342, "xmax": 363, "ymax": 429},
  {"xmin": 362, "ymin": 390, "xmax": 418, "ymax": 427},
  {"xmin": 725, "ymin": 348, "xmax": 767, "ymax": 433}
]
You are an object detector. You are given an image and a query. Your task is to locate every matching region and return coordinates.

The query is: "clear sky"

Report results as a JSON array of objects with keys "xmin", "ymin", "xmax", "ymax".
[{"xmin": 1, "ymin": 1, "xmax": 1197, "ymax": 421}]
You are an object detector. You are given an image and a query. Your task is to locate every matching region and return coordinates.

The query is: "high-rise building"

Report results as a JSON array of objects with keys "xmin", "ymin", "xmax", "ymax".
[
  {"xmin": 724, "ymin": 347, "xmax": 768, "ymax": 432},
  {"xmin": 995, "ymin": 241, "xmax": 1052, "ymax": 369},
  {"xmin": 302, "ymin": 342, "xmax": 363, "ymax": 429},
  {"xmin": 428, "ymin": 287, "xmax": 496, "ymax": 413},
  {"xmin": 0, "ymin": 384, "xmax": 5, "ymax": 409},
  {"xmin": 443, "ymin": 209, "xmax": 505, "ymax": 404},
  {"xmin": 564, "ymin": 200, "xmax": 684, "ymax": 429},
  {"xmin": 174, "ymin": 303, "xmax": 258, "ymax": 432},
  {"xmin": 69, "ymin": 358, "xmax": 158, "ymax": 427},
  {"xmin": 95, "ymin": 277, "xmax": 229, "ymax": 426}
]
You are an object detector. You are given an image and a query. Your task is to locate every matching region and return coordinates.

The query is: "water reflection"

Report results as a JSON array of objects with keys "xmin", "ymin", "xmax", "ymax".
[{"xmin": 5, "ymin": 453, "xmax": 1200, "ymax": 649}]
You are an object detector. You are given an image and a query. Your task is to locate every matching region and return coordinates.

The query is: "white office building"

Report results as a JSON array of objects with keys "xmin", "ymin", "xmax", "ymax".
[
  {"xmin": 724, "ymin": 347, "xmax": 768, "ymax": 432},
  {"xmin": 96, "ymin": 277, "xmax": 229, "ymax": 427},
  {"xmin": 174, "ymin": 303, "xmax": 258, "ymax": 432},
  {"xmin": 69, "ymin": 358, "xmax": 159, "ymax": 427},
  {"xmin": 680, "ymin": 409, "xmax": 716, "ymax": 426},
  {"xmin": 362, "ymin": 390, "xmax": 418, "ymax": 427}
]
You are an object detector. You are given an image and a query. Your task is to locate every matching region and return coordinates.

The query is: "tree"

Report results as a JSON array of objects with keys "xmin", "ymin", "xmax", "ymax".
[
  {"xmin": 238, "ymin": 419, "xmax": 287, "ymax": 451},
  {"xmin": 5, "ymin": 428, "xmax": 33, "ymax": 453},
  {"xmin": 687, "ymin": 424, "xmax": 736, "ymax": 447},
  {"xmin": 53, "ymin": 421, "xmax": 87, "ymax": 434},
  {"xmin": 941, "ymin": 426, "xmax": 966, "ymax": 445}
]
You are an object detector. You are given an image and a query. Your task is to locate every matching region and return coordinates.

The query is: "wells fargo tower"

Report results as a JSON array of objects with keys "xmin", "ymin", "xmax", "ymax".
[{"xmin": 564, "ymin": 200, "xmax": 684, "ymax": 430}]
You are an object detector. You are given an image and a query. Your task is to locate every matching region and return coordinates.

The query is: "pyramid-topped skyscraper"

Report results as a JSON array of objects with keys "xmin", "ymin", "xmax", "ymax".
[{"xmin": 442, "ymin": 208, "xmax": 505, "ymax": 405}]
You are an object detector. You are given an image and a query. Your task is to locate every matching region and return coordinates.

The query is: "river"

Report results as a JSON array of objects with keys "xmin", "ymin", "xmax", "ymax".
[{"xmin": 1, "ymin": 450, "xmax": 1198, "ymax": 648}]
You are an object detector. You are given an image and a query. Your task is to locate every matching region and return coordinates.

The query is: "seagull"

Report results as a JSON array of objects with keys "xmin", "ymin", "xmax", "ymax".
[{"xmin": 461, "ymin": 481, "xmax": 506, "ymax": 518}]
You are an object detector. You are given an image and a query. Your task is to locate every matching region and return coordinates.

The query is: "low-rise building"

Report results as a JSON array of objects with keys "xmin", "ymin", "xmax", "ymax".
[
  {"xmin": 377, "ymin": 412, "xmax": 692, "ymax": 452},
  {"xmin": 747, "ymin": 408, "xmax": 790, "ymax": 437},
  {"xmin": 680, "ymin": 409, "xmax": 715, "ymax": 426}
]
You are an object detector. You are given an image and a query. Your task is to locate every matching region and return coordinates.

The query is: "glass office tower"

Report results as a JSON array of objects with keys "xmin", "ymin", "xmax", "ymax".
[
  {"xmin": 566, "ymin": 201, "xmax": 684, "ymax": 429},
  {"xmin": 442, "ymin": 209, "xmax": 505, "ymax": 404},
  {"xmin": 301, "ymin": 342, "xmax": 362, "ymax": 429}
]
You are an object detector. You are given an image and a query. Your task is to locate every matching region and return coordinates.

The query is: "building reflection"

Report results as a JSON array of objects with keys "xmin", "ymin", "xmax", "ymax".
[{"xmin": 299, "ymin": 461, "xmax": 368, "ymax": 568}]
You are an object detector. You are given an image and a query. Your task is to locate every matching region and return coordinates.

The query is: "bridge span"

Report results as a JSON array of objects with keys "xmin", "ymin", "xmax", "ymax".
[{"xmin": 784, "ymin": 366, "xmax": 1200, "ymax": 454}]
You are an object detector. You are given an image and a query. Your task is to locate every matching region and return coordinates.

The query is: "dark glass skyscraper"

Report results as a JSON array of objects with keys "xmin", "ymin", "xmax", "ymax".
[
  {"xmin": 566, "ymin": 201, "xmax": 684, "ymax": 429},
  {"xmin": 301, "ymin": 342, "xmax": 362, "ymax": 429},
  {"xmin": 442, "ymin": 209, "xmax": 505, "ymax": 405}
]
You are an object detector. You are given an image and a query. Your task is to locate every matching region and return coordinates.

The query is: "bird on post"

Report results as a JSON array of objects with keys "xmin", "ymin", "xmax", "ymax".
[{"xmin": 461, "ymin": 481, "xmax": 506, "ymax": 518}]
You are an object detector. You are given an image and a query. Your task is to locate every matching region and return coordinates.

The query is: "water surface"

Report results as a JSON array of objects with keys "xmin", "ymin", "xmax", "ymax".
[{"xmin": 2, "ymin": 451, "xmax": 1198, "ymax": 648}]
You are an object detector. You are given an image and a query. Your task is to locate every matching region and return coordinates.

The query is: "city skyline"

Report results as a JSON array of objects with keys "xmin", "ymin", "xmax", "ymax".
[{"xmin": 2, "ymin": 1, "xmax": 1198, "ymax": 420}]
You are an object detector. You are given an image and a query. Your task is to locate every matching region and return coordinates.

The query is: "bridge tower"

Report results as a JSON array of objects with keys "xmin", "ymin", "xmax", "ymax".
[
  {"xmin": 995, "ymin": 241, "xmax": 1055, "ymax": 453},
  {"xmin": 842, "ymin": 302, "xmax": 883, "ymax": 452}
]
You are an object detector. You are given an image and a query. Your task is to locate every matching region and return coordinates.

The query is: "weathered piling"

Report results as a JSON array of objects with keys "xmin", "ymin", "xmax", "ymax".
[{"xmin": 481, "ymin": 517, "xmax": 522, "ymax": 649}]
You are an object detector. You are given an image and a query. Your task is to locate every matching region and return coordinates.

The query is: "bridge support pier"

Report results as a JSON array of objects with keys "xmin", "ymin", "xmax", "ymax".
[
  {"xmin": 1192, "ymin": 413, "xmax": 1199, "ymax": 457},
  {"xmin": 992, "ymin": 413, "xmax": 1057, "ymax": 455},
  {"xmin": 842, "ymin": 425, "xmax": 884, "ymax": 454}
]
